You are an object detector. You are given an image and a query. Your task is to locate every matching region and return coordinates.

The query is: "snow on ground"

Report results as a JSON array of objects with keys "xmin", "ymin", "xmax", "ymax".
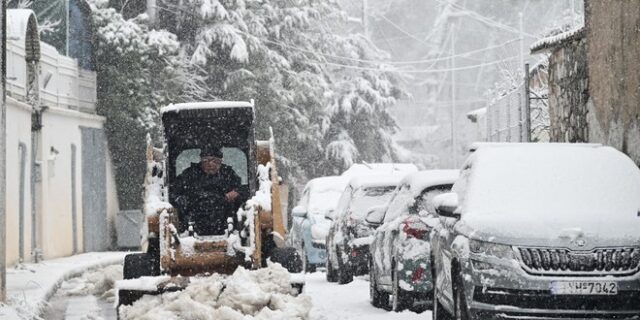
[
  {"xmin": 119, "ymin": 263, "xmax": 313, "ymax": 320},
  {"xmin": 305, "ymin": 272, "xmax": 430, "ymax": 320}
]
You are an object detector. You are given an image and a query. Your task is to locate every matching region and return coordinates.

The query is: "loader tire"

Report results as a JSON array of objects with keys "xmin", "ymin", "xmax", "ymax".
[
  {"xmin": 123, "ymin": 253, "xmax": 158, "ymax": 280},
  {"xmin": 270, "ymin": 247, "xmax": 303, "ymax": 273}
]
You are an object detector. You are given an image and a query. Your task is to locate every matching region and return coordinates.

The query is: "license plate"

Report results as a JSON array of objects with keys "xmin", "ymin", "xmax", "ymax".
[{"xmin": 551, "ymin": 281, "xmax": 618, "ymax": 295}]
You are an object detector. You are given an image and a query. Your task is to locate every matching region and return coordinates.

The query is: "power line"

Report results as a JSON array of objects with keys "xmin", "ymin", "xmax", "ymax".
[
  {"xmin": 376, "ymin": 14, "xmax": 427, "ymax": 44},
  {"xmin": 322, "ymin": 55, "xmax": 519, "ymax": 74},
  {"xmin": 433, "ymin": 0, "xmax": 538, "ymax": 39},
  {"xmin": 260, "ymin": 35, "xmax": 521, "ymax": 67}
]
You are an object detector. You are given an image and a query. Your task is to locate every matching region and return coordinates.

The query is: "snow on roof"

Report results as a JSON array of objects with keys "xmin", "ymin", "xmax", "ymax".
[
  {"xmin": 306, "ymin": 175, "xmax": 349, "ymax": 192},
  {"xmin": 401, "ymin": 170, "xmax": 460, "ymax": 198},
  {"xmin": 466, "ymin": 107, "xmax": 486, "ymax": 123},
  {"xmin": 160, "ymin": 101, "xmax": 254, "ymax": 114},
  {"xmin": 348, "ymin": 174, "xmax": 404, "ymax": 190},
  {"xmin": 341, "ymin": 163, "xmax": 418, "ymax": 179},
  {"xmin": 530, "ymin": 26, "xmax": 585, "ymax": 54},
  {"xmin": 462, "ymin": 144, "xmax": 640, "ymax": 240}
]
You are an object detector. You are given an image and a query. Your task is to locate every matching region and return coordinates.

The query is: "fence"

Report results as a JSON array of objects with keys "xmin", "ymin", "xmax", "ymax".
[
  {"xmin": 486, "ymin": 83, "xmax": 527, "ymax": 142},
  {"xmin": 486, "ymin": 64, "xmax": 536, "ymax": 142}
]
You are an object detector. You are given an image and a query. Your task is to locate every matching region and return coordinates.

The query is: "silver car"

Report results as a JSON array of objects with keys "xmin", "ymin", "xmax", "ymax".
[{"xmin": 431, "ymin": 144, "xmax": 640, "ymax": 320}]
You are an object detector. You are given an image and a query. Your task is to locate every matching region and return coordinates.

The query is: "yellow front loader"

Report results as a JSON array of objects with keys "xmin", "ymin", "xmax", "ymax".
[{"xmin": 117, "ymin": 101, "xmax": 302, "ymax": 309}]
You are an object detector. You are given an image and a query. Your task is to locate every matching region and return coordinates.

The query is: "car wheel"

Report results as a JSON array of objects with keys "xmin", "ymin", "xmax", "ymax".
[
  {"xmin": 454, "ymin": 274, "xmax": 470, "ymax": 320},
  {"xmin": 326, "ymin": 257, "xmax": 338, "ymax": 282},
  {"xmin": 370, "ymin": 260, "xmax": 389, "ymax": 308},
  {"xmin": 391, "ymin": 262, "xmax": 411, "ymax": 312},
  {"xmin": 337, "ymin": 247, "xmax": 353, "ymax": 284},
  {"xmin": 432, "ymin": 273, "xmax": 452, "ymax": 320}
]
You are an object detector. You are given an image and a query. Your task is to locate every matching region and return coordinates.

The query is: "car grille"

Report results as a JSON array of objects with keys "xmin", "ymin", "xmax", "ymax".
[{"xmin": 517, "ymin": 247, "xmax": 640, "ymax": 276}]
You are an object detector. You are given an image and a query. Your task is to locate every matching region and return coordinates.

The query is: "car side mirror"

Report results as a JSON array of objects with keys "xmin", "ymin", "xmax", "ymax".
[
  {"xmin": 324, "ymin": 209, "xmax": 334, "ymax": 221},
  {"xmin": 292, "ymin": 205, "xmax": 307, "ymax": 218},
  {"xmin": 365, "ymin": 205, "xmax": 386, "ymax": 226},
  {"xmin": 434, "ymin": 193, "xmax": 460, "ymax": 219}
]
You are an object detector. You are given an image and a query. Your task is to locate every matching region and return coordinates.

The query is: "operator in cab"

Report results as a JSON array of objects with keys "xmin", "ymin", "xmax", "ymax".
[{"xmin": 172, "ymin": 146, "xmax": 242, "ymax": 235}]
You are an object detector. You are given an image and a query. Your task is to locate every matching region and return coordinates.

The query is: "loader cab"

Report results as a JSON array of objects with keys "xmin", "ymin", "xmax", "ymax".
[{"xmin": 161, "ymin": 102, "xmax": 258, "ymax": 205}]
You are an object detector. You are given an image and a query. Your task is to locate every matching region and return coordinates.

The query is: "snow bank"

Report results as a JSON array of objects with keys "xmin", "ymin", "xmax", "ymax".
[
  {"xmin": 118, "ymin": 263, "xmax": 313, "ymax": 320},
  {"xmin": 59, "ymin": 265, "xmax": 123, "ymax": 302}
]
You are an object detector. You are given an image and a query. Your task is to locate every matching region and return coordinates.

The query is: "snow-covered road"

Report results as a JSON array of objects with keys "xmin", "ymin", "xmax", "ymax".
[{"xmin": 306, "ymin": 272, "xmax": 430, "ymax": 320}]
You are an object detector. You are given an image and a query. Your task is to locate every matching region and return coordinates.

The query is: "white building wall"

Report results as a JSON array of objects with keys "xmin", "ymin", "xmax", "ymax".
[
  {"xmin": 39, "ymin": 108, "xmax": 105, "ymax": 259},
  {"xmin": 4, "ymin": 9, "xmax": 119, "ymax": 265},
  {"xmin": 5, "ymin": 98, "xmax": 33, "ymax": 266}
]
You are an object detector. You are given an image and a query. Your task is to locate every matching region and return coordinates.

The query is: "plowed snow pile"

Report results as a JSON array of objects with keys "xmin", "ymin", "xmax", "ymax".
[{"xmin": 119, "ymin": 263, "xmax": 312, "ymax": 320}]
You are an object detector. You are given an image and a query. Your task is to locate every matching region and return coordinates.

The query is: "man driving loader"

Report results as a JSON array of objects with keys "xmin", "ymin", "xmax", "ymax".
[{"xmin": 172, "ymin": 145, "xmax": 243, "ymax": 235}]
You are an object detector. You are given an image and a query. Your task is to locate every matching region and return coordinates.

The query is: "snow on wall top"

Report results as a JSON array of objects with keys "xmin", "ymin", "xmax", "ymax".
[
  {"xmin": 530, "ymin": 26, "xmax": 585, "ymax": 54},
  {"xmin": 160, "ymin": 101, "xmax": 254, "ymax": 114},
  {"xmin": 341, "ymin": 163, "xmax": 418, "ymax": 179},
  {"xmin": 7, "ymin": 9, "xmax": 38, "ymax": 42},
  {"xmin": 401, "ymin": 169, "xmax": 460, "ymax": 198},
  {"xmin": 461, "ymin": 144, "xmax": 640, "ymax": 241}
]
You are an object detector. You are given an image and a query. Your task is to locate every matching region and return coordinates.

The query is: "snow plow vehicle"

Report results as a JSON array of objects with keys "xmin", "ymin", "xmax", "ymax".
[{"xmin": 117, "ymin": 101, "xmax": 303, "ymax": 310}]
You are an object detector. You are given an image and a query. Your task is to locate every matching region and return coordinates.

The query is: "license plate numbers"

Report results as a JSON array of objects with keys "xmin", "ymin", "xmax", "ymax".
[{"xmin": 551, "ymin": 281, "xmax": 618, "ymax": 295}]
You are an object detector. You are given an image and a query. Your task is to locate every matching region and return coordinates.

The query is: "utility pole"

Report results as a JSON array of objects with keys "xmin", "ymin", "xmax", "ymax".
[
  {"xmin": 519, "ymin": 12, "xmax": 524, "ymax": 78},
  {"xmin": 147, "ymin": 0, "xmax": 157, "ymax": 24},
  {"xmin": 65, "ymin": 0, "xmax": 70, "ymax": 55},
  {"xmin": 450, "ymin": 26, "xmax": 457, "ymax": 168},
  {"xmin": 362, "ymin": 0, "xmax": 369, "ymax": 39},
  {"xmin": 1, "ymin": 0, "xmax": 7, "ymax": 303}
]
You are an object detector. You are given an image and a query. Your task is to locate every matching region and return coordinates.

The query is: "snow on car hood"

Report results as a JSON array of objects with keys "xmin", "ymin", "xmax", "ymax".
[{"xmin": 460, "ymin": 145, "xmax": 640, "ymax": 248}]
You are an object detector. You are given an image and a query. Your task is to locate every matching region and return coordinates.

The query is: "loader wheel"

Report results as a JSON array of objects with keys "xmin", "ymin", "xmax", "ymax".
[
  {"xmin": 123, "ymin": 253, "xmax": 158, "ymax": 280},
  {"xmin": 270, "ymin": 247, "xmax": 303, "ymax": 273}
]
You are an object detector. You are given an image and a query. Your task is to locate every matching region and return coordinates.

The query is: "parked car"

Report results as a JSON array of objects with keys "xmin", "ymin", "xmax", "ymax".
[
  {"xmin": 289, "ymin": 176, "xmax": 349, "ymax": 272},
  {"xmin": 430, "ymin": 143, "xmax": 640, "ymax": 320},
  {"xmin": 368, "ymin": 170, "xmax": 459, "ymax": 311},
  {"xmin": 325, "ymin": 175, "xmax": 402, "ymax": 284}
]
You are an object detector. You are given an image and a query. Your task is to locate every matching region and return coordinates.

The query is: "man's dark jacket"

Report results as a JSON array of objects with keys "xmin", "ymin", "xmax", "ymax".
[{"xmin": 172, "ymin": 163, "xmax": 241, "ymax": 235}]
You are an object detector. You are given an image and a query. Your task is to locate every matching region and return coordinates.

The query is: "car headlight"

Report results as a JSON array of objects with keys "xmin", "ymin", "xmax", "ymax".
[{"xmin": 469, "ymin": 239, "xmax": 515, "ymax": 260}]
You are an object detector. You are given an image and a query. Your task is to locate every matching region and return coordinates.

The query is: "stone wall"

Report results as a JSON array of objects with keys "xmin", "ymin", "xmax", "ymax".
[
  {"xmin": 547, "ymin": 34, "xmax": 589, "ymax": 142},
  {"xmin": 585, "ymin": 1, "xmax": 640, "ymax": 166}
]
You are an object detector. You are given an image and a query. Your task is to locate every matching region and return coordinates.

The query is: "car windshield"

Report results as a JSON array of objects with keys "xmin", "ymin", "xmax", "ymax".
[{"xmin": 350, "ymin": 186, "xmax": 396, "ymax": 219}]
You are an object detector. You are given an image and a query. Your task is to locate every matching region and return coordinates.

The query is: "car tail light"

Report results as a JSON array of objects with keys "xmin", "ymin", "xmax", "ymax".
[
  {"xmin": 411, "ymin": 266, "xmax": 425, "ymax": 282},
  {"xmin": 402, "ymin": 218, "xmax": 429, "ymax": 240}
]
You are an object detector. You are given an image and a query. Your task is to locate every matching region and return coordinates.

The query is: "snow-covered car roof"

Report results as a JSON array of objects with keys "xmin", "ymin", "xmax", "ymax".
[
  {"xmin": 306, "ymin": 176, "xmax": 349, "ymax": 192},
  {"xmin": 305, "ymin": 176, "xmax": 350, "ymax": 215},
  {"xmin": 340, "ymin": 163, "xmax": 418, "ymax": 179},
  {"xmin": 160, "ymin": 101, "xmax": 254, "ymax": 114},
  {"xmin": 400, "ymin": 169, "xmax": 460, "ymax": 198},
  {"xmin": 348, "ymin": 174, "xmax": 403, "ymax": 190}
]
